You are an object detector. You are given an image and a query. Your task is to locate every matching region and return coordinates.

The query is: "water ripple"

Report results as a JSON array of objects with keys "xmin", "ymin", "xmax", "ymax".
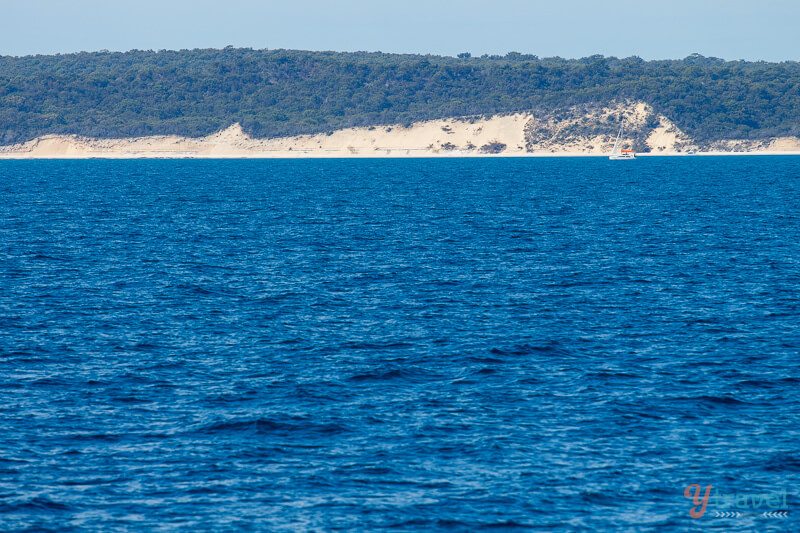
[{"xmin": 1, "ymin": 158, "xmax": 799, "ymax": 531}]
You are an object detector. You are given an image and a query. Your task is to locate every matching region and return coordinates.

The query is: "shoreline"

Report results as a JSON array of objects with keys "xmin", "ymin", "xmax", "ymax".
[
  {"xmin": 2, "ymin": 106, "xmax": 800, "ymax": 160},
  {"xmin": 4, "ymin": 153, "xmax": 800, "ymax": 160},
  {"xmin": 3, "ymin": 150, "xmax": 800, "ymax": 160}
]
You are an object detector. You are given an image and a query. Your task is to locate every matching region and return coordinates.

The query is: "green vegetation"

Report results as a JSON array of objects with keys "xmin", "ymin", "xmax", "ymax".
[
  {"xmin": 480, "ymin": 141, "xmax": 507, "ymax": 154},
  {"xmin": 1, "ymin": 48, "xmax": 799, "ymax": 144}
]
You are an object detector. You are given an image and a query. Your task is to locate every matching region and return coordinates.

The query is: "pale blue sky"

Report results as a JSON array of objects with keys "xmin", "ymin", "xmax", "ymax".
[{"xmin": 1, "ymin": 0, "xmax": 798, "ymax": 61}]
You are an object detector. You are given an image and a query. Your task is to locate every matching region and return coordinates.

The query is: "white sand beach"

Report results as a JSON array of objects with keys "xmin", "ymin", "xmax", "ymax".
[{"xmin": 2, "ymin": 102, "xmax": 800, "ymax": 159}]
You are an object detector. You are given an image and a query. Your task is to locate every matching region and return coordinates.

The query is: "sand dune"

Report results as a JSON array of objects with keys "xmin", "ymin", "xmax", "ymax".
[{"xmin": 2, "ymin": 103, "xmax": 799, "ymax": 158}]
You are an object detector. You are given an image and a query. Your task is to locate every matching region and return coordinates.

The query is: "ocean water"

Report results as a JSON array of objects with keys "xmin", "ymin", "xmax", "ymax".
[{"xmin": 1, "ymin": 157, "xmax": 799, "ymax": 532}]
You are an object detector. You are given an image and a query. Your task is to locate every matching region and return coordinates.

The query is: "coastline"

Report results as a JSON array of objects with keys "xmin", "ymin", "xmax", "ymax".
[
  {"xmin": 3, "ymin": 152, "xmax": 800, "ymax": 160},
  {"xmin": 2, "ymin": 105, "xmax": 800, "ymax": 159}
]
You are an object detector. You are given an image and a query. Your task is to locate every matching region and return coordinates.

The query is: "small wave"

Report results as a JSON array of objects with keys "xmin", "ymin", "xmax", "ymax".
[
  {"xmin": 388, "ymin": 519, "xmax": 471, "ymax": 529},
  {"xmin": 619, "ymin": 409, "xmax": 665, "ymax": 421},
  {"xmin": 172, "ymin": 283, "xmax": 233, "ymax": 297},
  {"xmin": 476, "ymin": 520, "xmax": 535, "ymax": 530},
  {"xmin": 341, "ymin": 341, "xmax": 415, "ymax": 350},
  {"xmin": 0, "ymin": 497, "xmax": 71, "ymax": 513},
  {"xmin": 66, "ymin": 433, "xmax": 123, "ymax": 443},
  {"xmin": 736, "ymin": 378, "xmax": 778, "ymax": 388},
  {"xmin": 251, "ymin": 292, "xmax": 304, "ymax": 304},
  {"xmin": 490, "ymin": 342, "xmax": 572, "ymax": 357},
  {"xmin": 112, "ymin": 341, "xmax": 167, "ymax": 354},
  {"xmin": 697, "ymin": 394, "xmax": 748, "ymax": 405},
  {"xmin": 763, "ymin": 452, "xmax": 800, "ymax": 471},
  {"xmin": 677, "ymin": 395, "xmax": 749, "ymax": 405},
  {"xmin": 131, "ymin": 341, "xmax": 162, "ymax": 350},
  {"xmin": 583, "ymin": 371, "xmax": 638, "ymax": 379},
  {"xmin": 109, "ymin": 395, "xmax": 152, "ymax": 405},
  {"xmin": 60, "ymin": 476, "xmax": 126, "ymax": 486},
  {"xmin": 347, "ymin": 367, "xmax": 431, "ymax": 383},
  {"xmin": 198, "ymin": 416, "xmax": 349, "ymax": 436},
  {"xmin": 516, "ymin": 377, "xmax": 544, "ymax": 385},
  {"xmin": 30, "ymin": 377, "xmax": 72, "ymax": 387},
  {"xmin": 332, "ymin": 465, "xmax": 397, "ymax": 477},
  {"xmin": 0, "ymin": 317, "xmax": 23, "ymax": 329},
  {"xmin": 466, "ymin": 356, "xmax": 505, "ymax": 364}
]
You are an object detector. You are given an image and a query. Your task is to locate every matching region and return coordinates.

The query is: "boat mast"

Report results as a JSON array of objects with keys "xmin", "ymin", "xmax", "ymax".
[{"xmin": 612, "ymin": 125, "xmax": 623, "ymax": 154}]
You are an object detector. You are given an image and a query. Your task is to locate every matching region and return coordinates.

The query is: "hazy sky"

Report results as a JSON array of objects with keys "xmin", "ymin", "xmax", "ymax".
[{"xmin": 1, "ymin": 0, "xmax": 798, "ymax": 61}]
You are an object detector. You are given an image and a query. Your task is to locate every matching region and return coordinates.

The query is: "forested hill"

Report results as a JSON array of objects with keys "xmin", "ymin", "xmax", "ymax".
[{"xmin": 1, "ymin": 48, "xmax": 799, "ymax": 144}]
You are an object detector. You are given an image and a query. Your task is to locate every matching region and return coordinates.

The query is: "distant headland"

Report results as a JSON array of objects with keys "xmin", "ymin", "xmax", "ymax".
[{"xmin": 1, "ymin": 48, "xmax": 800, "ymax": 157}]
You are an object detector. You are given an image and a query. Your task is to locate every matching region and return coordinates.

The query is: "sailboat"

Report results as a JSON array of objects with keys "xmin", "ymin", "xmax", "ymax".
[{"xmin": 609, "ymin": 125, "xmax": 636, "ymax": 160}]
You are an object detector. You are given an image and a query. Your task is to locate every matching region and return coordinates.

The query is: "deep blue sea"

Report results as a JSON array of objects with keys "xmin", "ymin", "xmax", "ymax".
[{"xmin": 1, "ymin": 157, "xmax": 799, "ymax": 531}]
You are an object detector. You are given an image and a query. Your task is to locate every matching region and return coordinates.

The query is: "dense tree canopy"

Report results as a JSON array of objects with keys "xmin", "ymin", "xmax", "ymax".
[{"xmin": 0, "ymin": 48, "xmax": 799, "ymax": 144}]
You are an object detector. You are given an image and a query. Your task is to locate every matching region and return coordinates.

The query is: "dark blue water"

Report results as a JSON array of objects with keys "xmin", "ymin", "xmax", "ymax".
[{"xmin": 1, "ymin": 157, "xmax": 799, "ymax": 531}]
